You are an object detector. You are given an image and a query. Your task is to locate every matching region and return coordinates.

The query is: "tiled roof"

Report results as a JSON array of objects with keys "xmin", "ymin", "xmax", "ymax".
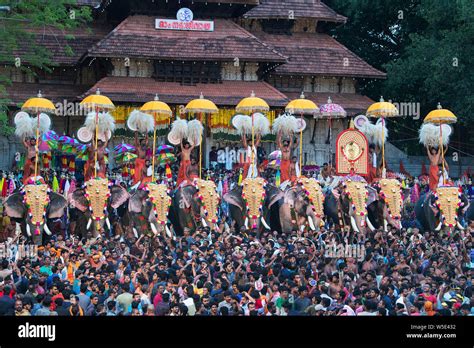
[
  {"xmin": 86, "ymin": 15, "xmax": 287, "ymax": 63},
  {"xmin": 257, "ymin": 32, "xmax": 386, "ymax": 78},
  {"xmin": 80, "ymin": 76, "xmax": 290, "ymax": 107},
  {"xmin": 286, "ymin": 92, "xmax": 373, "ymax": 114},
  {"xmin": 2, "ymin": 24, "xmax": 111, "ymax": 66},
  {"xmin": 5, "ymin": 83, "xmax": 90, "ymax": 106},
  {"xmin": 243, "ymin": 0, "xmax": 346, "ymax": 22}
]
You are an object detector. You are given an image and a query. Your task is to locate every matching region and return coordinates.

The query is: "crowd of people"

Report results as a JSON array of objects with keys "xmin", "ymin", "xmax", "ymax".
[
  {"xmin": 0, "ymin": 131, "xmax": 472, "ymax": 317},
  {"xmin": 0, "ymin": 164, "xmax": 472, "ymax": 317}
]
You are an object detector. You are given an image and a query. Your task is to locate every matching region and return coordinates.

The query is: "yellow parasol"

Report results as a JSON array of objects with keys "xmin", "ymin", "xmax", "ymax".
[
  {"xmin": 366, "ymin": 97, "xmax": 399, "ymax": 178},
  {"xmin": 21, "ymin": 91, "xmax": 57, "ymax": 179},
  {"xmin": 140, "ymin": 94, "xmax": 173, "ymax": 182},
  {"xmin": 236, "ymin": 92, "xmax": 270, "ymax": 175},
  {"xmin": 285, "ymin": 92, "xmax": 319, "ymax": 176},
  {"xmin": 185, "ymin": 93, "xmax": 218, "ymax": 178},
  {"xmin": 423, "ymin": 103, "xmax": 457, "ymax": 185},
  {"xmin": 80, "ymin": 89, "xmax": 115, "ymax": 178}
]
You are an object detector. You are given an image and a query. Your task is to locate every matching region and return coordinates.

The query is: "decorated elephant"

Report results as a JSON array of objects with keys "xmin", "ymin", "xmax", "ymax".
[
  {"xmin": 68, "ymin": 178, "xmax": 129, "ymax": 239},
  {"xmin": 4, "ymin": 184, "xmax": 67, "ymax": 245},
  {"xmin": 129, "ymin": 183, "xmax": 173, "ymax": 238},
  {"xmin": 415, "ymin": 186, "xmax": 467, "ymax": 232},
  {"xmin": 367, "ymin": 178, "xmax": 403, "ymax": 231},
  {"xmin": 275, "ymin": 178, "xmax": 326, "ymax": 233},
  {"xmin": 223, "ymin": 177, "xmax": 282, "ymax": 233},
  {"xmin": 322, "ymin": 176, "xmax": 370, "ymax": 234},
  {"xmin": 168, "ymin": 179, "xmax": 220, "ymax": 236}
]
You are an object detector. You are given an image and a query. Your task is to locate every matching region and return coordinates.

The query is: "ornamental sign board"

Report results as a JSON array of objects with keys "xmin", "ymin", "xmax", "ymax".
[
  {"xmin": 335, "ymin": 128, "xmax": 369, "ymax": 176},
  {"xmin": 155, "ymin": 8, "xmax": 214, "ymax": 32}
]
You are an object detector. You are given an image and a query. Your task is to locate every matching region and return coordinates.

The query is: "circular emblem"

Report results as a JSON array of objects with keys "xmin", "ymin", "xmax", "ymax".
[{"xmin": 177, "ymin": 8, "xmax": 193, "ymax": 22}]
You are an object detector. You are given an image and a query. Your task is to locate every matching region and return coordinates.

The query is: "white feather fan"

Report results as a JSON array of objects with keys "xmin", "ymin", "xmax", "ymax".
[
  {"xmin": 187, "ymin": 120, "xmax": 204, "ymax": 146},
  {"xmin": 419, "ymin": 123, "xmax": 452, "ymax": 148},
  {"xmin": 272, "ymin": 113, "xmax": 298, "ymax": 136},
  {"xmin": 85, "ymin": 111, "xmax": 116, "ymax": 135},
  {"xmin": 169, "ymin": 118, "xmax": 189, "ymax": 141},
  {"xmin": 14, "ymin": 116, "xmax": 35, "ymax": 139},
  {"xmin": 371, "ymin": 121, "xmax": 388, "ymax": 147},
  {"xmin": 32, "ymin": 113, "xmax": 52, "ymax": 134},
  {"xmin": 253, "ymin": 113, "xmax": 270, "ymax": 136},
  {"xmin": 232, "ymin": 114, "xmax": 252, "ymax": 135},
  {"xmin": 357, "ymin": 121, "xmax": 376, "ymax": 145},
  {"xmin": 127, "ymin": 110, "xmax": 155, "ymax": 133}
]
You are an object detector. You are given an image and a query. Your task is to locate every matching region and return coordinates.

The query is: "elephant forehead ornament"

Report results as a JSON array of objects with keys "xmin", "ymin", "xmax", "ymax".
[
  {"xmin": 84, "ymin": 178, "xmax": 111, "ymax": 229},
  {"xmin": 193, "ymin": 179, "xmax": 219, "ymax": 224},
  {"xmin": 343, "ymin": 178, "xmax": 368, "ymax": 226},
  {"xmin": 22, "ymin": 184, "xmax": 50, "ymax": 235},
  {"xmin": 434, "ymin": 186, "xmax": 462, "ymax": 228},
  {"xmin": 298, "ymin": 178, "xmax": 324, "ymax": 218},
  {"xmin": 241, "ymin": 177, "xmax": 267, "ymax": 228},
  {"xmin": 145, "ymin": 183, "xmax": 171, "ymax": 225},
  {"xmin": 378, "ymin": 179, "xmax": 402, "ymax": 220}
]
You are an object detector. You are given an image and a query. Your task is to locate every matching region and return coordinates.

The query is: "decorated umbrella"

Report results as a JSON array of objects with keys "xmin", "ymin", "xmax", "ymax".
[
  {"xmin": 185, "ymin": 93, "xmax": 219, "ymax": 178},
  {"xmin": 285, "ymin": 92, "xmax": 319, "ymax": 176},
  {"xmin": 423, "ymin": 103, "xmax": 457, "ymax": 185},
  {"xmin": 140, "ymin": 94, "xmax": 172, "ymax": 182},
  {"xmin": 269, "ymin": 150, "xmax": 282, "ymax": 160},
  {"xmin": 114, "ymin": 143, "xmax": 136, "ymax": 155},
  {"xmin": 116, "ymin": 152, "xmax": 138, "ymax": 164},
  {"xmin": 156, "ymin": 144, "xmax": 174, "ymax": 154},
  {"xmin": 236, "ymin": 91, "xmax": 269, "ymax": 175},
  {"xmin": 267, "ymin": 158, "xmax": 281, "ymax": 170},
  {"xmin": 80, "ymin": 89, "xmax": 115, "ymax": 178},
  {"xmin": 156, "ymin": 152, "xmax": 176, "ymax": 165},
  {"xmin": 21, "ymin": 92, "xmax": 56, "ymax": 178},
  {"xmin": 318, "ymin": 97, "xmax": 347, "ymax": 162},
  {"xmin": 366, "ymin": 97, "xmax": 399, "ymax": 178}
]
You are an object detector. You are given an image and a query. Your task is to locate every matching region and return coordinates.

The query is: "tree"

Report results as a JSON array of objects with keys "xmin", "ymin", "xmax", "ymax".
[
  {"xmin": 0, "ymin": 0, "xmax": 92, "ymax": 135},
  {"xmin": 326, "ymin": 0, "xmax": 474, "ymax": 154}
]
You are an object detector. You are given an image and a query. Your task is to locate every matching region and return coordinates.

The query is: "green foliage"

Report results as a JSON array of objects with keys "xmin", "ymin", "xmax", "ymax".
[
  {"xmin": 0, "ymin": 0, "xmax": 92, "ymax": 101},
  {"xmin": 326, "ymin": 0, "xmax": 474, "ymax": 153}
]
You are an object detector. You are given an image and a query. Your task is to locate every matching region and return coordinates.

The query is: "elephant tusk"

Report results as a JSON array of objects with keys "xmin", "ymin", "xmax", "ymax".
[
  {"xmin": 307, "ymin": 216, "xmax": 316, "ymax": 231},
  {"xmin": 244, "ymin": 217, "xmax": 249, "ymax": 229},
  {"xmin": 44, "ymin": 223, "xmax": 52, "ymax": 235},
  {"xmin": 384, "ymin": 219, "xmax": 388, "ymax": 232},
  {"xmin": 26, "ymin": 224, "xmax": 31, "ymax": 237},
  {"xmin": 366, "ymin": 217, "xmax": 376, "ymax": 232},
  {"xmin": 165, "ymin": 225, "xmax": 172, "ymax": 238},
  {"xmin": 435, "ymin": 221, "xmax": 443, "ymax": 231},
  {"xmin": 133, "ymin": 227, "xmax": 139, "ymax": 238},
  {"xmin": 201, "ymin": 218, "xmax": 208, "ymax": 228},
  {"xmin": 86, "ymin": 218, "xmax": 92, "ymax": 231},
  {"xmin": 350, "ymin": 216, "xmax": 359, "ymax": 233},
  {"xmin": 261, "ymin": 216, "xmax": 270, "ymax": 230},
  {"xmin": 457, "ymin": 221, "xmax": 464, "ymax": 230},
  {"xmin": 105, "ymin": 217, "xmax": 111, "ymax": 231},
  {"xmin": 150, "ymin": 223, "xmax": 158, "ymax": 235}
]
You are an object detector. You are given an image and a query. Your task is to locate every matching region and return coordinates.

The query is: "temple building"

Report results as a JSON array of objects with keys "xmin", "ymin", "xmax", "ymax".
[{"xmin": 2, "ymin": 0, "xmax": 385, "ymax": 169}]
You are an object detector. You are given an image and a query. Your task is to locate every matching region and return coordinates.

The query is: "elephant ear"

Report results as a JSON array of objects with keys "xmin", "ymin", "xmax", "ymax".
[
  {"xmin": 4, "ymin": 193, "xmax": 25, "ymax": 219},
  {"xmin": 48, "ymin": 192, "xmax": 67, "ymax": 219},
  {"xmin": 223, "ymin": 186, "xmax": 244, "ymax": 211},
  {"xmin": 69, "ymin": 189, "xmax": 88, "ymax": 212},
  {"xmin": 110, "ymin": 185, "xmax": 130, "ymax": 209},
  {"xmin": 265, "ymin": 184, "xmax": 284, "ymax": 209},
  {"xmin": 129, "ymin": 190, "xmax": 148, "ymax": 213}
]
